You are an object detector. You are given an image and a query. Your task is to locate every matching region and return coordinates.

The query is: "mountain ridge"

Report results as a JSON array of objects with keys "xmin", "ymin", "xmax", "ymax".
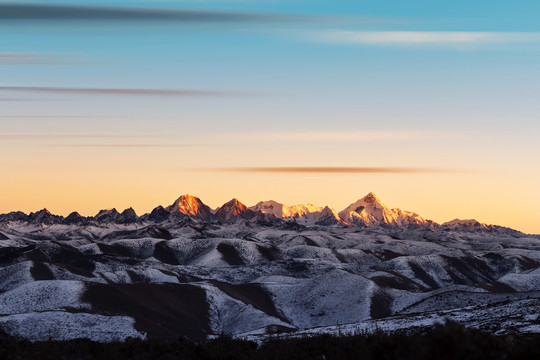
[{"xmin": 0, "ymin": 192, "xmax": 523, "ymax": 234}]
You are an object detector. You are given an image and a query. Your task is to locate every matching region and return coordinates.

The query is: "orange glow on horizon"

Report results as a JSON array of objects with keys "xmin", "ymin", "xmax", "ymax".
[{"xmin": 0, "ymin": 129, "xmax": 538, "ymax": 234}]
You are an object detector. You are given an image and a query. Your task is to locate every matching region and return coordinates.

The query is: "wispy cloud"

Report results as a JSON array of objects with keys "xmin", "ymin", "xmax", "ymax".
[
  {"xmin": 214, "ymin": 130, "xmax": 444, "ymax": 143},
  {"xmin": 0, "ymin": 52, "xmax": 64, "ymax": 64},
  {"xmin": 256, "ymin": 130, "xmax": 432, "ymax": 141},
  {"xmin": 50, "ymin": 144, "xmax": 214, "ymax": 148},
  {"xmin": 316, "ymin": 31, "xmax": 540, "ymax": 46},
  {"xmin": 0, "ymin": 98, "xmax": 33, "ymax": 101},
  {"xmin": 0, "ymin": 134, "xmax": 218, "ymax": 147},
  {"xmin": 0, "ymin": 134, "xmax": 145, "ymax": 140},
  {"xmin": 207, "ymin": 167, "xmax": 447, "ymax": 174},
  {"xmin": 0, "ymin": 87, "xmax": 241, "ymax": 97},
  {"xmin": 0, "ymin": 115, "xmax": 96, "ymax": 119},
  {"xmin": 0, "ymin": 134, "xmax": 111, "ymax": 139}
]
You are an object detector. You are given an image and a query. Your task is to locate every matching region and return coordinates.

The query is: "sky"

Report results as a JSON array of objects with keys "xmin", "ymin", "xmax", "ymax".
[{"xmin": 0, "ymin": 0, "xmax": 539, "ymax": 233}]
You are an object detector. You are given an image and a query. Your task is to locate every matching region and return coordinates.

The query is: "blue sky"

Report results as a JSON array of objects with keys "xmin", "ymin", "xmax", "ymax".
[
  {"xmin": 3, "ymin": 1, "xmax": 540, "ymax": 132},
  {"xmin": 0, "ymin": 1, "xmax": 539, "ymax": 232}
]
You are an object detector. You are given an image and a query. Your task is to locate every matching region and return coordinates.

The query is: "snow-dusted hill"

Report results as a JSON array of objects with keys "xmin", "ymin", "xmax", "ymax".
[{"xmin": 0, "ymin": 194, "xmax": 537, "ymax": 341}]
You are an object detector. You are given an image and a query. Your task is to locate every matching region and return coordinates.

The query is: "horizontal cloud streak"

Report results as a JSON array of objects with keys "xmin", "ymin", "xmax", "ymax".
[
  {"xmin": 0, "ymin": 52, "xmax": 61, "ymax": 64},
  {"xmin": 259, "ymin": 130, "xmax": 432, "ymax": 141},
  {"xmin": 208, "ymin": 167, "xmax": 447, "ymax": 174},
  {"xmin": 0, "ymin": 4, "xmax": 271, "ymax": 23},
  {"xmin": 0, "ymin": 115, "xmax": 96, "ymax": 118},
  {"xmin": 0, "ymin": 134, "xmax": 144, "ymax": 139},
  {"xmin": 49, "ymin": 144, "xmax": 213, "ymax": 148},
  {"xmin": 318, "ymin": 31, "xmax": 540, "ymax": 46},
  {"xmin": 0, "ymin": 4, "xmax": 396, "ymax": 28},
  {"xmin": 0, "ymin": 87, "xmax": 240, "ymax": 97}
]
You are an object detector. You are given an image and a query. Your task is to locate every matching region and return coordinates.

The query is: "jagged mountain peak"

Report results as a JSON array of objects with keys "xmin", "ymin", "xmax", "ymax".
[
  {"xmin": 94, "ymin": 208, "xmax": 121, "ymax": 223},
  {"xmin": 120, "ymin": 207, "xmax": 137, "ymax": 216},
  {"xmin": 166, "ymin": 194, "xmax": 213, "ymax": 220},
  {"xmin": 220, "ymin": 198, "xmax": 247, "ymax": 210},
  {"xmin": 96, "ymin": 208, "xmax": 119, "ymax": 216},
  {"xmin": 30, "ymin": 208, "xmax": 52, "ymax": 216},
  {"xmin": 339, "ymin": 193, "xmax": 391, "ymax": 224},
  {"xmin": 147, "ymin": 205, "xmax": 170, "ymax": 222},
  {"xmin": 215, "ymin": 198, "xmax": 255, "ymax": 222},
  {"xmin": 443, "ymin": 219, "xmax": 482, "ymax": 226},
  {"xmin": 168, "ymin": 194, "xmax": 202, "ymax": 210},
  {"xmin": 116, "ymin": 207, "xmax": 138, "ymax": 223},
  {"xmin": 0, "ymin": 193, "xmax": 520, "ymax": 232},
  {"xmin": 315, "ymin": 206, "xmax": 345, "ymax": 226},
  {"xmin": 339, "ymin": 193, "xmax": 430, "ymax": 227},
  {"xmin": 28, "ymin": 208, "xmax": 60, "ymax": 224},
  {"xmin": 359, "ymin": 192, "xmax": 386, "ymax": 207},
  {"xmin": 64, "ymin": 211, "xmax": 85, "ymax": 224}
]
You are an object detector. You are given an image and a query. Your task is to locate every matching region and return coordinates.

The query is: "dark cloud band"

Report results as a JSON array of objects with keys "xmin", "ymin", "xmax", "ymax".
[{"xmin": 0, "ymin": 4, "xmax": 270, "ymax": 22}]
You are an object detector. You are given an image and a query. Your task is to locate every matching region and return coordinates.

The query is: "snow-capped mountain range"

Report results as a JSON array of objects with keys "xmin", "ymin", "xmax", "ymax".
[
  {"xmin": 0, "ymin": 192, "xmax": 520, "ymax": 233},
  {"xmin": 0, "ymin": 192, "xmax": 538, "ymax": 342}
]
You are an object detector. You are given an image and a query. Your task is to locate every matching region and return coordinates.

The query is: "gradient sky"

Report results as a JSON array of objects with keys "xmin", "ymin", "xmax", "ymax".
[{"xmin": 1, "ymin": 0, "xmax": 539, "ymax": 233}]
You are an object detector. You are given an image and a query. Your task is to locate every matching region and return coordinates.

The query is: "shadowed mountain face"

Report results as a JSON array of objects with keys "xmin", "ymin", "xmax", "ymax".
[
  {"xmin": 0, "ymin": 193, "xmax": 535, "ymax": 341},
  {"xmin": 215, "ymin": 199, "xmax": 257, "ymax": 222}
]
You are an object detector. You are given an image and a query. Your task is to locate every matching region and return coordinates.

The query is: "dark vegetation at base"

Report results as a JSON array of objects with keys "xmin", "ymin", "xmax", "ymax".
[{"xmin": 1, "ymin": 322, "xmax": 540, "ymax": 360}]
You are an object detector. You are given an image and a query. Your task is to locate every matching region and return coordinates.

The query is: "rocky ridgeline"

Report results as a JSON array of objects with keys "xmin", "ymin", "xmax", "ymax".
[{"xmin": 0, "ymin": 193, "xmax": 523, "ymax": 235}]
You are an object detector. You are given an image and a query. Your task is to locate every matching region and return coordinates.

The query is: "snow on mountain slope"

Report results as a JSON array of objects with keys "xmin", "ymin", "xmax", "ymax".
[
  {"xmin": 242, "ymin": 295, "xmax": 540, "ymax": 340},
  {"xmin": 442, "ymin": 219, "xmax": 492, "ymax": 231},
  {"xmin": 0, "ymin": 193, "xmax": 524, "ymax": 235},
  {"xmin": 0, "ymin": 200, "xmax": 537, "ymax": 341},
  {"xmin": 265, "ymin": 270, "xmax": 374, "ymax": 328},
  {"xmin": 0, "ymin": 312, "xmax": 145, "ymax": 342},
  {"xmin": 250, "ymin": 201, "xmax": 323, "ymax": 219},
  {"xmin": 339, "ymin": 192, "xmax": 394, "ymax": 225},
  {"xmin": 202, "ymin": 282, "xmax": 292, "ymax": 335},
  {"xmin": 315, "ymin": 206, "xmax": 346, "ymax": 226},
  {"xmin": 0, "ymin": 261, "xmax": 35, "ymax": 292},
  {"xmin": 0, "ymin": 280, "xmax": 88, "ymax": 314},
  {"xmin": 339, "ymin": 192, "xmax": 430, "ymax": 226}
]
